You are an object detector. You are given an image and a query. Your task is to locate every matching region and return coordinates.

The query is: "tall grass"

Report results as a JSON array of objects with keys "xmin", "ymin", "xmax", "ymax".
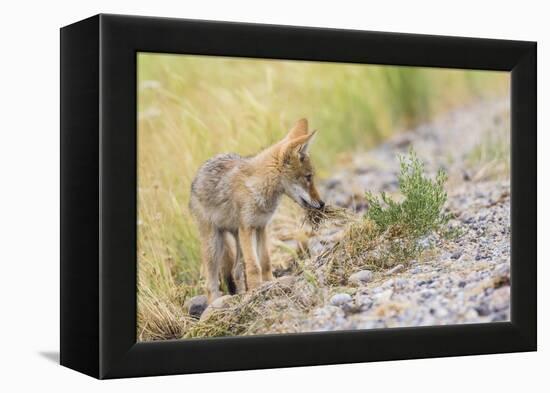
[
  {"xmin": 137, "ymin": 53, "xmax": 508, "ymax": 340},
  {"xmin": 466, "ymin": 113, "xmax": 511, "ymax": 180}
]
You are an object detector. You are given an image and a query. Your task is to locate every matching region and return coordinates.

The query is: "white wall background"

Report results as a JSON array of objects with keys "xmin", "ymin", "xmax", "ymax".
[{"xmin": 0, "ymin": 0, "xmax": 545, "ymax": 391}]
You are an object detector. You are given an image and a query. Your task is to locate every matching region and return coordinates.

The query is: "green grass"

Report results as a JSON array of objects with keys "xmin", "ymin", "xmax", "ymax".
[
  {"xmin": 365, "ymin": 150, "xmax": 449, "ymax": 238},
  {"xmin": 136, "ymin": 53, "xmax": 508, "ymax": 340}
]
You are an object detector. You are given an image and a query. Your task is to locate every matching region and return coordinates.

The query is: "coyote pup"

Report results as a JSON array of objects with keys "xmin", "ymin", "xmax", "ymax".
[{"xmin": 189, "ymin": 119, "xmax": 324, "ymax": 303}]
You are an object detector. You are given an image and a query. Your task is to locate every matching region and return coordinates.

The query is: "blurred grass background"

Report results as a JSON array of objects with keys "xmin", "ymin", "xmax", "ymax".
[{"xmin": 137, "ymin": 53, "xmax": 509, "ymax": 339}]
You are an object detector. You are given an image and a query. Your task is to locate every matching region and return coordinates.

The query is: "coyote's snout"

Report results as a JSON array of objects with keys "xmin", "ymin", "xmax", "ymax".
[{"xmin": 189, "ymin": 119, "xmax": 323, "ymax": 303}]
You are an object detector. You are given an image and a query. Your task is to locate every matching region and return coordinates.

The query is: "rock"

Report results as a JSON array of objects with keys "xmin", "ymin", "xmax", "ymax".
[
  {"xmin": 433, "ymin": 307, "xmax": 450, "ymax": 318},
  {"xmin": 348, "ymin": 270, "xmax": 373, "ymax": 285},
  {"xmin": 385, "ymin": 264, "xmax": 404, "ymax": 275},
  {"xmin": 474, "ymin": 303, "xmax": 491, "ymax": 317},
  {"xmin": 451, "ymin": 251, "xmax": 462, "ymax": 260},
  {"xmin": 187, "ymin": 295, "xmax": 208, "ymax": 318},
  {"xmin": 200, "ymin": 295, "xmax": 233, "ymax": 321},
  {"xmin": 464, "ymin": 308, "xmax": 480, "ymax": 320},
  {"xmin": 330, "ymin": 293, "xmax": 352, "ymax": 306},
  {"xmin": 211, "ymin": 294, "xmax": 233, "ymax": 308},
  {"xmin": 373, "ymin": 289, "xmax": 393, "ymax": 302},
  {"xmin": 395, "ymin": 278, "xmax": 409, "ymax": 289}
]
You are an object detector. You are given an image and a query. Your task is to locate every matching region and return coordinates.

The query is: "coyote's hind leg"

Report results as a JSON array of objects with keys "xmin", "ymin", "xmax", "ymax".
[
  {"xmin": 221, "ymin": 232, "xmax": 237, "ymax": 295},
  {"xmin": 198, "ymin": 225, "xmax": 224, "ymax": 303}
]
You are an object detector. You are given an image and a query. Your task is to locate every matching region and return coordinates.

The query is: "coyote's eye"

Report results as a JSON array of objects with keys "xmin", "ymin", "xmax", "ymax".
[{"xmin": 305, "ymin": 174, "xmax": 312, "ymax": 183}]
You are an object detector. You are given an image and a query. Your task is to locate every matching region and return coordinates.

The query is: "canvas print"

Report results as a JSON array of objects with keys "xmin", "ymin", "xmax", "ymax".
[{"xmin": 137, "ymin": 53, "xmax": 510, "ymax": 341}]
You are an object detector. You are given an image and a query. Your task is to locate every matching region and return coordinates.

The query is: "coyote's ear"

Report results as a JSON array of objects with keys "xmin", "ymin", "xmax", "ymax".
[
  {"xmin": 281, "ymin": 130, "xmax": 317, "ymax": 162},
  {"xmin": 296, "ymin": 130, "xmax": 317, "ymax": 156},
  {"xmin": 285, "ymin": 118, "xmax": 308, "ymax": 140}
]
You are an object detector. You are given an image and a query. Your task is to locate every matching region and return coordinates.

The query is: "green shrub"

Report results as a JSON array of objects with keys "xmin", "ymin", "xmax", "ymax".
[{"xmin": 365, "ymin": 150, "xmax": 449, "ymax": 238}]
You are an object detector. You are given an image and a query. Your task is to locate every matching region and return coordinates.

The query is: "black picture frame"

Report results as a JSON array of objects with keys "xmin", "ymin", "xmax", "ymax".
[{"xmin": 60, "ymin": 14, "xmax": 537, "ymax": 379}]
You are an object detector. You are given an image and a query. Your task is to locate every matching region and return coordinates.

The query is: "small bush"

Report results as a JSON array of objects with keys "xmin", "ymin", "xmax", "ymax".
[{"xmin": 365, "ymin": 150, "xmax": 449, "ymax": 237}]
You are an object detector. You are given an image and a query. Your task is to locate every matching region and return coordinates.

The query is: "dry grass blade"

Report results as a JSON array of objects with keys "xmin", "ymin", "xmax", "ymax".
[
  {"xmin": 137, "ymin": 290, "xmax": 194, "ymax": 341},
  {"xmin": 304, "ymin": 204, "xmax": 353, "ymax": 230}
]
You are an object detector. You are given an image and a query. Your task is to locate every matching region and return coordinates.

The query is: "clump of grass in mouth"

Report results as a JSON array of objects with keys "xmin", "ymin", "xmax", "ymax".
[{"xmin": 304, "ymin": 205, "xmax": 353, "ymax": 230}]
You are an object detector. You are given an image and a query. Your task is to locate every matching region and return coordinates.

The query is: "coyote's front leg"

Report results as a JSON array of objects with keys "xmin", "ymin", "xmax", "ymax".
[
  {"xmin": 256, "ymin": 226, "xmax": 274, "ymax": 282},
  {"xmin": 239, "ymin": 226, "xmax": 262, "ymax": 290}
]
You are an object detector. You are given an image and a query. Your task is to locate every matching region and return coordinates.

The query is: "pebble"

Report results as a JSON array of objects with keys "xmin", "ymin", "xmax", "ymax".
[
  {"xmin": 464, "ymin": 308, "xmax": 480, "ymax": 320},
  {"xmin": 330, "ymin": 293, "xmax": 352, "ymax": 306},
  {"xmin": 187, "ymin": 295, "xmax": 208, "ymax": 318},
  {"xmin": 474, "ymin": 304, "xmax": 491, "ymax": 316},
  {"xmin": 411, "ymin": 267, "xmax": 422, "ymax": 274},
  {"xmin": 451, "ymin": 251, "xmax": 462, "ymax": 260},
  {"xmin": 348, "ymin": 270, "xmax": 374, "ymax": 285},
  {"xmin": 373, "ymin": 289, "xmax": 393, "ymax": 302},
  {"xmin": 395, "ymin": 278, "xmax": 408, "ymax": 289},
  {"xmin": 200, "ymin": 295, "xmax": 233, "ymax": 321},
  {"xmin": 386, "ymin": 264, "xmax": 405, "ymax": 275},
  {"xmin": 433, "ymin": 307, "xmax": 449, "ymax": 318}
]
